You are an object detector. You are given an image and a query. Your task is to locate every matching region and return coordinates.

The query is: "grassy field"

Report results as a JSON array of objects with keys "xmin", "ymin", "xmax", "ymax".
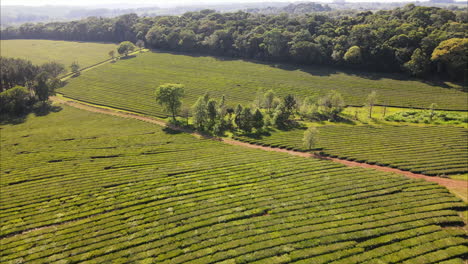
[
  {"xmin": 235, "ymin": 125, "xmax": 468, "ymax": 177},
  {"xmin": 0, "ymin": 39, "xmax": 117, "ymax": 71},
  {"xmin": 1, "ymin": 106, "xmax": 466, "ymax": 263},
  {"xmin": 58, "ymin": 51, "xmax": 468, "ymax": 117}
]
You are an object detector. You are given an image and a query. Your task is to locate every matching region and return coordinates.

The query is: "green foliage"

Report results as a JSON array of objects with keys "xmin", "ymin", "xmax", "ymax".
[
  {"xmin": 191, "ymin": 96, "xmax": 208, "ymax": 130},
  {"xmin": 404, "ymin": 48, "xmax": 430, "ymax": 77},
  {"xmin": 431, "ymin": 38, "xmax": 468, "ymax": 80},
  {"xmin": 108, "ymin": 50, "xmax": 115, "ymax": 59},
  {"xmin": 272, "ymin": 103, "xmax": 291, "ymax": 129},
  {"xmin": 70, "ymin": 61, "xmax": 80, "ymax": 76},
  {"xmin": 366, "ymin": 91, "xmax": 378, "ymax": 118},
  {"xmin": 207, "ymin": 99, "xmax": 218, "ymax": 124},
  {"xmin": 59, "ymin": 52, "xmax": 467, "ymax": 120},
  {"xmin": 385, "ymin": 110, "xmax": 468, "ymax": 125},
  {"xmin": 0, "ymin": 57, "xmax": 63, "ymax": 111},
  {"xmin": 237, "ymin": 107, "xmax": 254, "ymax": 133},
  {"xmin": 235, "ymin": 125, "xmax": 468, "ymax": 176},
  {"xmin": 283, "ymin": 94, "xmax": 297, "ymax": 115},
  {"xmin": 1, "ymin": 106, "xmax": 465, "ymax": 263},
  {"xmin": 317, "ymin": 90, "xmax": 345, "ymax": 121},
  {"xmin": 252, "ymin": 109, "xmax": 264, "ymax": 131},
  {"xmin": 0, "ymin": 86, "xmax": 31, "ymax": 115},
  {"xmin": 34, "ymin": 72, "xmax": 51, "ymax": 102},
  {"xmin": 40, "ymin": 61, "xmax": 66, "ymax": 78},
  {"xmin": 303, "ymin": 126, "xmax": 319, "ymax": 150},
  {"xmin": 154, "ymin": 83, "xmax": 185, "ymax": 121},
  {"xmin": 117, "ymin": 41, "xmax": 136, "ymax": 57},
  {"xmin": 343, "ymin": 46, "xmax": 362, "ymax": 64},
  {"xmin": 3, "ymin": 6, "xmax": 467, "ymax": 79}
]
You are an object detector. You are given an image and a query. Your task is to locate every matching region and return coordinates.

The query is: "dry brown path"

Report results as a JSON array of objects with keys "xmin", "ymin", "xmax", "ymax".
[{"xmin": 50, "ymin": 96, "xmax": 468, "ymax": 202}]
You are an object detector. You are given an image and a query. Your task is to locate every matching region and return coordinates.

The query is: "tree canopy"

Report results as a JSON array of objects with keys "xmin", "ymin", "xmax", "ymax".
[
  {"xmin": 2, "ymin": 5, "xmax": 466, "ymax": 80},
  {"xmin": 154, "ymin": 83, "xmax": 185, "ymax": 121},
  {"xmin": 117, "ymin": 41, "xmax": 136, "ymax": 57}
]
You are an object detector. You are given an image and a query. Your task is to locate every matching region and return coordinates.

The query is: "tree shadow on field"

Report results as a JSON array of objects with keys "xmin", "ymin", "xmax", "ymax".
[
  {"xmin": 0, "ymin": 114, "xmax": 27, "ymax": 125},
  {"xmin": 0, "ymin": 102, "xmax": 63, "ymax": 125},
  {"xmin": 33, "ymin": 102, "xmax": 63, "ymax": 117},
  {"xmin": 162, "ymin": 127, "xmax": 183, "ymax": 135},
  {"xmin": 120, "ymin": 55, "xmax": 137, "ymax": 60}
]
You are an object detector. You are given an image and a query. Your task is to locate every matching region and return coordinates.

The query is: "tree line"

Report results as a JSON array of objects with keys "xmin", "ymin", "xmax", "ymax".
[
  {"xmin": 154, "ymin": 83, "xmax": 381, "ymax": 137},
  {"xmin": 2, "ymin": 4, "xmax": 467, "ymax": 80}
]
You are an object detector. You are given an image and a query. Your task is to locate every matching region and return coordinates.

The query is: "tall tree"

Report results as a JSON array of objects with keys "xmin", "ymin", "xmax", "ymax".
[
  {"xmin": 154, "ymin": 83, "xmax": 185, "ymax": 121},
  {"xmin": 264, "ymin": 90, "xmax": 276, "ymax": 114},
  {"xmin": 366, "ymin": 91, "xmax": 378, "ymax": 118},
  {"xmin": 303, "ymin": 126, "xmax": 319, "ymax": 150},
  {"xmin": 117, "ymin": 41, "xmax": 136, "ymax": 57},
  {"xmin": 70, "ymin": 61, "xmax": 80, "ymax": 76},
  {"xmin": 108, "ymin": 50, "xmax": 115, "ymax": 60},
  {"xmin": 252, "ymin": 109, "xmax": 264, "ymax": 131}
]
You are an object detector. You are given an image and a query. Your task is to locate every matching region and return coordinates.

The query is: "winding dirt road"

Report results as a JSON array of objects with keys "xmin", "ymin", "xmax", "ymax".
[{"xmin": 50, "ymin": 96, "xmax": 468, "ymax": 202}]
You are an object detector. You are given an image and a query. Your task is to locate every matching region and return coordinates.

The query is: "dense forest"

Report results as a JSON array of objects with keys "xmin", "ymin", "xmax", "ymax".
[{"xmin": 2, "ymin": 4, "xmax": 467, "ymax": 80}]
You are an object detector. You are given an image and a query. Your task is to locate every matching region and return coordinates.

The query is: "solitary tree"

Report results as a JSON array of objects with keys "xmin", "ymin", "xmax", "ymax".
[
  {"xmin": 118, "ymin": 41, "xmax": 136, "ymax": 57},
  {"xmin": 429, "ymin": 103, "xmax": 438, "ymax": 121},
  {"xmin": 303, "ymin": 126, "xmax": 319, "ymax": 150},
  {"xmin": 136, "ymin": 40, "xmax": 145, "ymax": 51},
  {"xmin": 155, "ymin": 83, "xmax": 185, "ymax": 121},
  {"xmin": 366, "ymin": 91, "xmax": 378, "ymax": 118},
  {"xmin": 70, "ymin": 61, "xmax": 80, "ymax": 76},
  {"xmin": 108, "ymin": 50, "xmax": 115, "ymax": 60}
]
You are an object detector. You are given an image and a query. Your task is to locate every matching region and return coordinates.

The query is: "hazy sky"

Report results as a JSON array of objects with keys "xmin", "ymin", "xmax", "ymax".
[{"xmin": 1, "ymin": 0, "xmax": 421, "ymax": 7}]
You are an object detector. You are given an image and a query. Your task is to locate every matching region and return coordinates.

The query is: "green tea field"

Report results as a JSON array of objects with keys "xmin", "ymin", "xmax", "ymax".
[
  {"xmin": 235, "ymin": 125, "xmax": 468, "ymax": 177},
  {"xmin": 58, "ymin": 51, "xmax": 468, "ymax": 117},
  {"xmin": 0, "ymin": 39, "xmax": 117, "ymax": 71},
  {"xmin": 1, "ymin": 106, "xmax": 466, "ymax": 263}
]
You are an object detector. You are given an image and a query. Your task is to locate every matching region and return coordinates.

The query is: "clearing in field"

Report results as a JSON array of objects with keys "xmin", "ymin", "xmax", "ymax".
[
  {"xmin": 59, "ymin": 51, "xmax": 468, "ymax": 118},
  {"xmin": 0, "ymin": 39, "xmax": 117, "ymax": 71},
  {"xmin": 1, "ymin": 106, "xmax": 467, "ymax": 263}
]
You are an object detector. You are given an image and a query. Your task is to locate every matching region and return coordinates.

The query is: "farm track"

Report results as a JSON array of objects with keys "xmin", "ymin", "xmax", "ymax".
[{"xmin": 50, "ymin": 96, "xmax": 468, "ymax": 202}]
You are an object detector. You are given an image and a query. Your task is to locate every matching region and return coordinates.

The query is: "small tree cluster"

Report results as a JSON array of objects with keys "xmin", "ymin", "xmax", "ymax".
[
  {"xmin": 192, "ymin": 93, "xmax": 235, "ymax": 134},
  {"xmin": 1, "ymin": 57, "xmax": 66, "ymax": 117},
  {"xmin": 299, "ymin": 90, "xmax": 345, "ymax": 121}
]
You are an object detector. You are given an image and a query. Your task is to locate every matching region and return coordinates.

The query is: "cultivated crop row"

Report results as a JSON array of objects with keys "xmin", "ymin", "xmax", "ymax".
[
  {"xmin": 58, "ymin": 52, "xmax": 468, "ymax": 115},
  {"xmin": 1, "ymin": 106, "xmax": 466, "ymax": 263},
  {"xmin": 235, "ymin": 125, "xmax": 468, "ymax": 176}
]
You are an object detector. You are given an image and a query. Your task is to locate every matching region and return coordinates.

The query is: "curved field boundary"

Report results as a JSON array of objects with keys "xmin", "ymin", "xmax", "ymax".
[{"xmin": 50, "ymin": 96, "xmax": 468, "ymax": 202}]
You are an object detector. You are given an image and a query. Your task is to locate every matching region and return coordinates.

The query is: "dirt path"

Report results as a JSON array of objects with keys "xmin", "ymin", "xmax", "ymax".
[{"xmin": 50, "ymin": 96, "xmax": 468, "ymax": 202}]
